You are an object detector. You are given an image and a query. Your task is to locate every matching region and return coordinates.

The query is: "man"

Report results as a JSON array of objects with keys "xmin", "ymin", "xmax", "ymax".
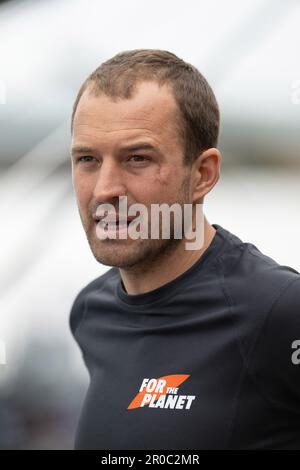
[{"xmin": 69, "ymin": 49, "xmax": 300, "ymax": 450}]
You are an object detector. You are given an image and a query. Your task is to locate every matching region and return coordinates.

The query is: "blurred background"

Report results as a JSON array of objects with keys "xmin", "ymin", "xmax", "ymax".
[{"xmin": 0, "ymin": 0, "xmax": 299, "ymax": 450}]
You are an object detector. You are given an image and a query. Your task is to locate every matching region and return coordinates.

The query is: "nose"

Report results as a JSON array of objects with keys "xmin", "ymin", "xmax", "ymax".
[{"xmin": 93, "ymin": 158, "xmax": 127, "ymax": 202}]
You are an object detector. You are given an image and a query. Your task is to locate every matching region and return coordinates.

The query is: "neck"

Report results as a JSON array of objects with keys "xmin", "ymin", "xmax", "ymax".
[{"xmin": 119, "ymin": 217, "xmax": 216, "ymax": 295}]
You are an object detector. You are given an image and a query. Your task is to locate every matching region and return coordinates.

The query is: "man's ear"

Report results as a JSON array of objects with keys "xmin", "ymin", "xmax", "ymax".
[{"xmin": 191, "ymin": 148, "xmax": 221, "ymax": 203}]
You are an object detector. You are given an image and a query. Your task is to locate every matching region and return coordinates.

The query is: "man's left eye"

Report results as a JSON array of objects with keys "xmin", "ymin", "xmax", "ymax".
[{"xmin": 128, "ymin": 155, "xmax": 149, "ymax": 163}]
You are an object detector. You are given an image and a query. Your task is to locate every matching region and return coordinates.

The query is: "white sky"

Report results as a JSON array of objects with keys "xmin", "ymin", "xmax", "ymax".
[{"xmin": 0, "ymin": 0, "xmax": 299, "ymax": 124}]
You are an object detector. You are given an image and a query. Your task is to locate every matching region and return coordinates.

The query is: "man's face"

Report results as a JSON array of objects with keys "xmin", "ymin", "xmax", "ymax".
[{"xmin": 71, "ymin": 80, "xmax": 194, "ymax": 269}]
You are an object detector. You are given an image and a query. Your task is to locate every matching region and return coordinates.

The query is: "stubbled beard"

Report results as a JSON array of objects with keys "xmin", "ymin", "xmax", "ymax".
[{"xmin": 80, "ymin": 174, "xmax": 191, "ymax": 270}]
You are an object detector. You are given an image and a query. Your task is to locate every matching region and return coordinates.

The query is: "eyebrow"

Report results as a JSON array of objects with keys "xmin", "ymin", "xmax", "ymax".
[
  {"xmin": 121, "ymin": 142, "xmax": 160, "ymax": 153},
  {"xmin": 71, "ymin": 145, "xmax": 96, "ymax": 156},
  {"xmin": 71, "ymin": 142, "xmax": 160, "ymax": 156}
]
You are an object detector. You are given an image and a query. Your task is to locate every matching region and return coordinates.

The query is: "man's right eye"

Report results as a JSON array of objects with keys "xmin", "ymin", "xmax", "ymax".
[{"xmin": 77, "ymin": 156, "xmax": 95, "ymax": 163}]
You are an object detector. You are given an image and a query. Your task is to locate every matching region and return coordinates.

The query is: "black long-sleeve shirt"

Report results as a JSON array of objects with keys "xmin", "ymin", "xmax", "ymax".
[{"xmin": 69, "ymin": 223, "xmax": 300, "ymax": 449}]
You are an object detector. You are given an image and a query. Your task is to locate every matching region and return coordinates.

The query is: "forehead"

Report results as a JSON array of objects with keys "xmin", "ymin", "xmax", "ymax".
[{"xmin": 72, "ymin": 81, "xmax": 181, "ymax": 148}]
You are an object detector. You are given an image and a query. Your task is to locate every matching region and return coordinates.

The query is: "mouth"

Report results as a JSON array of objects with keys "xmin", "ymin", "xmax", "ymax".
[
  {"xmin": 99, "ymin": 220, "xmax": 131, "ymax": 228},
  {"xmin": 93, "ymin": 217, "xmax": 134, "ymax": 229}
]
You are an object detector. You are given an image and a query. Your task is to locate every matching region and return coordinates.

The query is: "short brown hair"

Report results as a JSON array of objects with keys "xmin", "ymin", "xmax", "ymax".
[{"xmin": 71, "ymin": 49, "xmax": 220, "ymax": 166}]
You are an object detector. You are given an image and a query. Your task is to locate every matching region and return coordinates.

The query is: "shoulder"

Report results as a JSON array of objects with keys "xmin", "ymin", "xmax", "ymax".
[
  {"xmin": 69, "ymin": 267, "xmax": 119, "ymax": 337},
  {"xmin": 216, "ymin": 227, "xmax": 300, "ymax": 319},
  {"xmin": 215, "ymin": 226, "xmax": 300, "ymax": 354},
  {"xmin": 216, "ymin": 227, "xmax": 300, "ymax": 410},
  {"xmin": 247, "ymin": 275, "xmax": 300, "ymax": 412}
]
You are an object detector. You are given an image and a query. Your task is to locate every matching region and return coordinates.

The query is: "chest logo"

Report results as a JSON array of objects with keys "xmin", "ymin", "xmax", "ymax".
[{"xmin": 128, "ymin": 374, "xmax": 196, "ymax": 410}]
